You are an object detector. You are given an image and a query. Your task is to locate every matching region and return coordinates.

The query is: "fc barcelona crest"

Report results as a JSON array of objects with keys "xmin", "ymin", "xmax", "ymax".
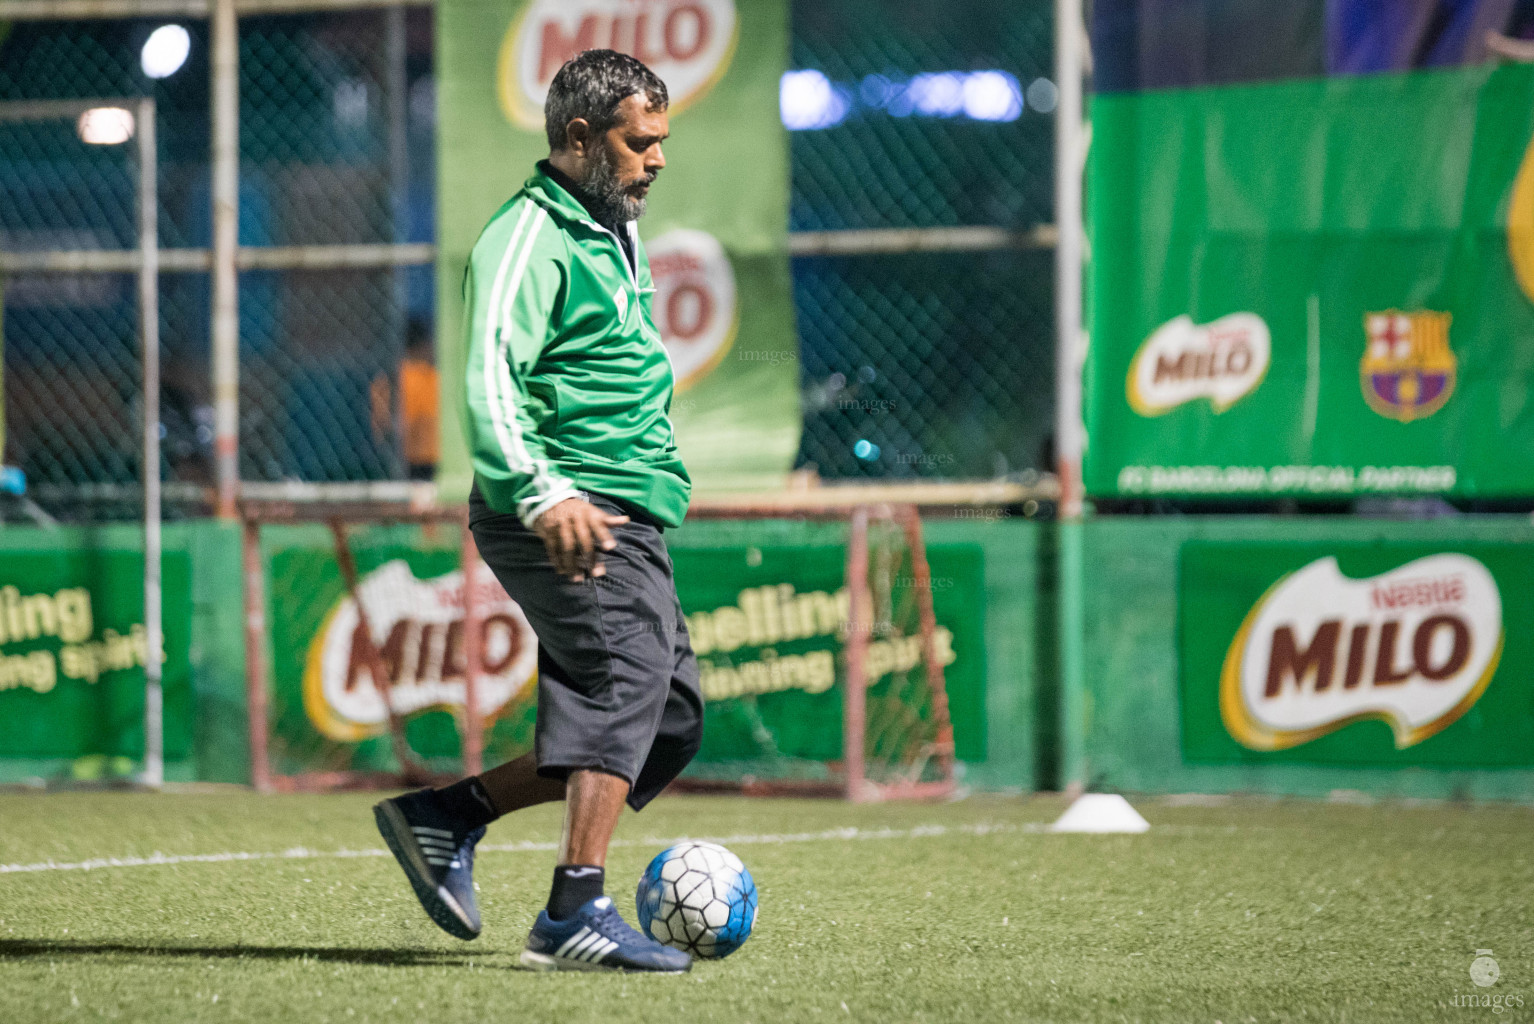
[{"xmin": 1360, "ymin": 310, "xmax": 1456, "ymax": 422}]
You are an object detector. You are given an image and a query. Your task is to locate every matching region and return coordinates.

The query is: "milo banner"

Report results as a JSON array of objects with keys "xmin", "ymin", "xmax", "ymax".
[
  {"xmin": 436, "ymin": 0, "xmax": 799, "ymax": 497},
  {"xmin": 1087, "ymin": 1, "xmax": 1534, "ymax": 498},
  {"xmin": 1179, "ymin": 541, "xmax": 1534, "ymax": 766},
  {"xmin": 267, "ymin": 538, "xmax": 986, "ymax": 774},
  {"xmin": 0, "ymin": 551, "xmax": 192, "ymax": 762},
  {"xmin": 265, "ymin": 543, "xmax": 536, "ymax": 773}
]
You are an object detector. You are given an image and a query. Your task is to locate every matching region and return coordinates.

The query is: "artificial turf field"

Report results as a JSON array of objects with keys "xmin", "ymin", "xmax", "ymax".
[{"xmin": 0, "ymin": 791, "xmax": 1529, "ymax": 1023}]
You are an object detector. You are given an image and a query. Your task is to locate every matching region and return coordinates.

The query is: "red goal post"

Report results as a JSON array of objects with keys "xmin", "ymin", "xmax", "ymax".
[
  {"xmin": 239, "ymin": 482, "xmax": 488, "ymax": 793},
  {"xmin": 683, "ymin": 479, "xmax": 1046, "ymax": 802}
]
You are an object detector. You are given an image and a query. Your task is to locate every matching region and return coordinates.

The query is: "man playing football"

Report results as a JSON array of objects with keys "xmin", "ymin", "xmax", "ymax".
[{"xmin": 373, "ymin": 49, "xmax": 700, "ymax": 974}]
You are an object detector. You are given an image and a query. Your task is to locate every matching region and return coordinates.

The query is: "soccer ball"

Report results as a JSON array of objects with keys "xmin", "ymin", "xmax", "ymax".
[{"xmin": 635, "ymin": 841, "xmax": 758, "ymax": 959}]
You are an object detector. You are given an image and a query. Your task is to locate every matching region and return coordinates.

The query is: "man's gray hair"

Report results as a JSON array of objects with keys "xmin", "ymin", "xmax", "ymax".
[{"xmin": 545, "ymin": 49, "xmax": 669, "ymax": 151}]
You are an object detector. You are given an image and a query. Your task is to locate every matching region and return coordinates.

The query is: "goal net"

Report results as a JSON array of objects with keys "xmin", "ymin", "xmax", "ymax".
[
  {"xmin": 240, "ymin": 487, "xmax": 954, "ymax": 801},
  {"xmin": 677, "ymin": 502, "xmax": 956, "ymax": 801}
]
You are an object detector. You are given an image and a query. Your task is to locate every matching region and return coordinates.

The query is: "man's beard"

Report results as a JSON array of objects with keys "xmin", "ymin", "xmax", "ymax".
[{"xmin": 580, "ymin": 142, "xmax": 654, "ymax": 225}]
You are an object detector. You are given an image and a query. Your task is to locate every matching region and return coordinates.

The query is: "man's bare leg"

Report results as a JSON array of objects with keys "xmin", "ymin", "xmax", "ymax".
[
  {"xmin": 520, "ymin": 766, "xmax": 687, "ymax": 972},
  {"xmin": 543, "ymin": 768, "xmax": 629, "ymax": 920},
  {"xmin": 559, "ymin": 768, "xmax": 629, "ymax": 865}
]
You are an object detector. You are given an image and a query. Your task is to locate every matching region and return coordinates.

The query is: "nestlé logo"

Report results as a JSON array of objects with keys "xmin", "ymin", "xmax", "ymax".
[{"xmin": 1220, "ymin": 554, "xmax": 1502, "ymax": 751}]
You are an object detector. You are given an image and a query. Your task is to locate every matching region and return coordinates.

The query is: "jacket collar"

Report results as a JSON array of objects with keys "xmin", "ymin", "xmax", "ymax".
[{"xmin": 525, "ymin": 160, "xmax": 620, "ymax": 231}]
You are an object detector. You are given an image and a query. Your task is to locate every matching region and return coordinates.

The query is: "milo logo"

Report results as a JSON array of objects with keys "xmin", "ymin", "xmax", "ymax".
[
  {"xmin": 1128, "ymin": 313, "xmax": 1270, "ymax": 416},
  {"xmin": 647, "ymin": 228, "xmax": 737, "ymax": 390},
  {"xmin": 498, "ymin": 0, "xmax": 739, "ymax": 131},
  {"xmin": 1220, "ymin": 554, "xmax": 1503, "ymax": 751},
  {"xmin": 303, "ymin": 560, "xmax": 539, "ymax": 742}
]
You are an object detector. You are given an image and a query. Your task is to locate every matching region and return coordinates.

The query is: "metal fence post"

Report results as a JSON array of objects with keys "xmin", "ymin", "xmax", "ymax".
[
  {"xmin": 1054, "ymin": 0, "xmax": 1086, "ymax": 518},
  {"xmin": 212, "ymin": 0, "xmax": 240, "ymax": 517},
  {"xmin": 138, "ymin": 97, "xmax": 164, "ymax": 788},
  {"xmin": 1054, "ymin": 0, "xmax": 1089, "ymax": 796}
]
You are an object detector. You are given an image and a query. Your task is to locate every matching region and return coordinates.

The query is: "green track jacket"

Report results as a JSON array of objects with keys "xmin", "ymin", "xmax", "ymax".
[{"xmin": 463, "ymin": 163, "xmax": 691, "ymax": 528}]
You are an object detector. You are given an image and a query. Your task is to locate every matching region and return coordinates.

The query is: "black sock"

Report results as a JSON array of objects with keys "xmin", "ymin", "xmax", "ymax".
[
  {"xmin": 547, "ymin": 865, "xmax": 605, "ymax": 921},
  {"xmin": 432, "ymin": 777, "xmax": 500, "ymax": 830}
]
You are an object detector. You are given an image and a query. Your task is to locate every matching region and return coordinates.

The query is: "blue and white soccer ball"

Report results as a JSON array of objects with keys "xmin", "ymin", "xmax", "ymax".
[{"xmin": 635, "ymin": 841, "xmax": 758, "ymax": 959}]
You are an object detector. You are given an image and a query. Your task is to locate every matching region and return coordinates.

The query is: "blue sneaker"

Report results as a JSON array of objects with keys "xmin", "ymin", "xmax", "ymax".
[
  {"xmin": 521, "ymin": 895, "xmax": 692, "ymax": 973},
  {"xmin": 372, "ymin": 789, "xmax": 485, "ymax": 940}
]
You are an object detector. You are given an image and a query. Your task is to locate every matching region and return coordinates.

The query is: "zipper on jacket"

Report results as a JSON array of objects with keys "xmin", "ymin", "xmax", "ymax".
[
  {"xmin": 583, "ymin": 219, "xmax": 639, "ymax": 294},
  {"xmin": 585, "ymin": 216, "xmax": 668, "ymax": 356}
]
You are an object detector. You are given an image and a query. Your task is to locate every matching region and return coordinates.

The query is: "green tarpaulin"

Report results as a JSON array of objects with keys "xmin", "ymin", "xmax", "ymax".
[{"xmin": 1088, "ymin": 63, "xmax": 1534, "ymax": 497}]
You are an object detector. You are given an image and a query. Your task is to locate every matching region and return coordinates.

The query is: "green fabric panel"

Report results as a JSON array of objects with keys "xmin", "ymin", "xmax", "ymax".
[
  {"xmin": 1087, "ymin": 64, "xmax": 1534, "ymax": 497},
  {"xmin": 674, "ymin": 516, "xmax": 1046, "ymax": 788},
  {"xmin": 0, "ymin": 523, "xmax": 245, "ymax": 784}
]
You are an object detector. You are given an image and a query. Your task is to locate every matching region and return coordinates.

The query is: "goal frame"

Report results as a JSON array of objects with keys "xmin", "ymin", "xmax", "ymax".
[
  {"xmin": 681, "ymin": 500, "xmax": 957, "ymax": 803},
  {"xmin": 239, "ymin": 488, "xmax": 959, "ymax": 801},
  {"xmin": 240, "ymin": 490, "xmax": 491, "ymax": 793}
]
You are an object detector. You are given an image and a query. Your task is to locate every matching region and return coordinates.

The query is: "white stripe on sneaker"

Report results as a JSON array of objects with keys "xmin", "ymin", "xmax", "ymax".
[
  {"xmin": 554, "ymin": 926, "xmax": 591, "ymax": 958},
  {"xmin": 412, "ymin": 827, "xmax": 454, "ymax": 839},
  {"xmin": 567, "ymin": 932, "xmax": 604, "ymax": 960},
  {"xmin": 582, "ymin": 938, "xmax": 618, "ymax": 963}
]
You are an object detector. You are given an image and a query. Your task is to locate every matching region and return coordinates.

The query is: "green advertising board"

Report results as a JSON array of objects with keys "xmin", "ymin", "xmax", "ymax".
[
  {"xmin": 1179, "ymin": 540, "xmax": 1534, "ymax": 766},
  {"xmin": 262, "ymin": 534, "xmax": 986, "ymax": 776},
  {"xmin": 0, "ymin": 551, "xmax": 192, "ymax": 761},
  {"xmin": 675, "ymin": 543, "xmax": 987, "ymax": 772},
  {"xmin": 1088, "ymin": 63, "xmax": 1534, "ymax": 498},
  {"xmin": 436, "ymin": 0, "xmax": 799, "ymax": 499}
]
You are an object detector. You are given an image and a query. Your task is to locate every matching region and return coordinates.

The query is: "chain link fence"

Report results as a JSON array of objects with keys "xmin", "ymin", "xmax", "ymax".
[
  {"xmin": 0, "ymin": 0, "xmax": 1054, "ymax": 517},
  {"xmin": 0, "ymin": 100, "xmax": 147, "ymax": 497},
  {"xmin": 237, "ymin": 11, "xmax": 433, "ymax": 483},
  {"xmin": 796, "ymin": 248, "xmax": 1055, "ymax": 482},
  {"xmin": 0, "ymin": 10, "xmax": 433, "ymax": 516},
  {"xmin": 790, "ymin": 0, "xmax": 1055, "ymax": 232},
  {"xmin": 788, "ymin": 0, "xmax": 1056, "ymax": 480}
]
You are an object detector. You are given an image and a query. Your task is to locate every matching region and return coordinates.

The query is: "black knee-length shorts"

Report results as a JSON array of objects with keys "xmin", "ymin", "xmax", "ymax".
[{"xmin": 468, "ymin": 484, "xmax": 703, "ymax": 811}]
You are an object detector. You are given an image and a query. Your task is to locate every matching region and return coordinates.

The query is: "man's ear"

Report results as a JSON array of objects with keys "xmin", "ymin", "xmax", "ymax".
[{"xmin": 564, "ymin": 118, "xmax": 592, "ymax": 157}]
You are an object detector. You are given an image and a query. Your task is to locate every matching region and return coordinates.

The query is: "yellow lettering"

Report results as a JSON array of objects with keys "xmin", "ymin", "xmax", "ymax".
[
  {"xmin": 2, "ymin": 585, "xmax": 23, "ymax": 642},
  {"xmin": 686, "ymin": 611, "xmax": 714, "ymax": 655},
  {"xmin": 804, "ymin": 650, "xmax": 836, "ymax": 693},
  {"xmin": 55, "ymin": 588, "xmax": 93, "ymax": 643},
  {"xmin": 21, "ymin": 593, "xmax": 56, "ymax": 640},
  {"xmin": 29, "ymin": 650, "xmax": 56, "ymax": 693},
  {"xmin": 713, "ymin": 607, "xmax": 748, "ymax": 652},
  {"xmin": 62, "ymin": 643, "xmax": 101, "ymax": 683}
]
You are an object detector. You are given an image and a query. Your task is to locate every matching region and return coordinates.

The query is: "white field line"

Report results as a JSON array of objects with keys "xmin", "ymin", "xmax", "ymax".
[{"xmin": 0, "ymin": 820, "xmax": 1201, "ymax": 877}]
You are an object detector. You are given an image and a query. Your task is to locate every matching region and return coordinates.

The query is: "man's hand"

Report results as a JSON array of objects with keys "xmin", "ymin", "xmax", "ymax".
[{"xmin": 534, "ymin": 497, "xmax": 629, "ymax": 582}]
